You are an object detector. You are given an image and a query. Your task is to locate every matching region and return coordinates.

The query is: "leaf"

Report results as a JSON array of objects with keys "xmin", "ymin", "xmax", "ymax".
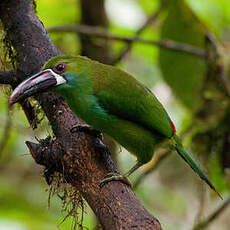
[{"xmin": 159, "ymin": 0, "xmax": 207, "ymax": 110}]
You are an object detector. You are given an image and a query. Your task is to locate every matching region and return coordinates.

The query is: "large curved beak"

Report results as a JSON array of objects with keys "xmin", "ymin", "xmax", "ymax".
[{"xmin": 8, "ymin": 69, "xmax": 66, "ymax": 108}]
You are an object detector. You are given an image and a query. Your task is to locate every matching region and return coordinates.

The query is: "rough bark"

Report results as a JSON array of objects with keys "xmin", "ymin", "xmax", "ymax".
[{"xmin": 0, "ymin": 0, "xmax": 162, "ymax": 229}]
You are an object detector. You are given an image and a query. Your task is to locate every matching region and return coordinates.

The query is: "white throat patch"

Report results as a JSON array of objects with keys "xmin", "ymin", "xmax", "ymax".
[{"xmin": 48, "ymin": 69, "xmax": 67, "ymax": 85}]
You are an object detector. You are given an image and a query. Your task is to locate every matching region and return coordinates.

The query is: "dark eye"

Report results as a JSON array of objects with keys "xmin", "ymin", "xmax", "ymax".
[{"xmin": 53, "ymin": 62, "xmax": 67, "ymax": 74}]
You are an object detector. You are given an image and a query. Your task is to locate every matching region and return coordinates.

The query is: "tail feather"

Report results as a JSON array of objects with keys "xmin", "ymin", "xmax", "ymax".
[{"xmin": 172, "ymin": 135, "xmax": 222, "ymax": 200}]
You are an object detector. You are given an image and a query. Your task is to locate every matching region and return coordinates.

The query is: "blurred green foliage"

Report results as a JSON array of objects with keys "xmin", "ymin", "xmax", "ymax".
[
  {"xmin": 1, "ymin": 0, "xmax": 230, "ymax": 229},
  {"xmin": 159, "ymin": 0, "xmax": 206, "ymax": 110}
]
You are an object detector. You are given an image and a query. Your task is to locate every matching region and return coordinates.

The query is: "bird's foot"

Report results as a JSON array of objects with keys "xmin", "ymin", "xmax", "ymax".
[
  {"xmin": 99, "ymin": 172, "xmax": 132, "ymax": 188},
  {"xmin": 70, "ymin": 124, "xmax": 102, "ymax": 139}
]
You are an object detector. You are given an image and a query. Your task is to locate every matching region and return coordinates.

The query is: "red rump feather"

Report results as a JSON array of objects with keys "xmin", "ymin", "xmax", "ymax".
[{"xmin": 169, "ymin": 117, "xmax": 176, "ymax": 135}]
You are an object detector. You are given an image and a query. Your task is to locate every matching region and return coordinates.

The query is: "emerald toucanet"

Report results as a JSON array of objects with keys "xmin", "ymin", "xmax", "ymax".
[{"xmin": 9, "ymin": 55, "xmax": 221, "ymax": 198}]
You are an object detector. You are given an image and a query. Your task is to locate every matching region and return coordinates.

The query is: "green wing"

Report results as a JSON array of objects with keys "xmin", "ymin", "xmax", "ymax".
[{"xmin": 91, "ymin": 62, "xmax": 174, "ymax": 138}]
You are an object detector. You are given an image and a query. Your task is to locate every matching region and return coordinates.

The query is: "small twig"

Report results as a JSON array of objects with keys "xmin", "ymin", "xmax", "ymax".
[
  {"xmin": 155, "ymin": 40, "xmax": 206, "ymax": 57},
  {"xmin": 133, "ymin": 148, "xmax": 171, "ymax": 189},
  {"xmin": 112, "ymin": 0, "xmax": 165, "ymax": 64},
  {"xmin": 0, "ymin": 70, "xmax": 16, "ymax": 85},
  {"xmin": 0, "ymin": 108, "xmax": 12, "ymax": 157},
  {"xmin": 193, "ymin": 195, "xmax": 230, "ymax": 230},
  {"xmin": 48, "ymin": 25, "xmax": 206, "ymax": 58}
]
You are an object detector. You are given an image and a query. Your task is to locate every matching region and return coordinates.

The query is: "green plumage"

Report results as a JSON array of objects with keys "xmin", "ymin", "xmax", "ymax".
[
  {"xmin": 13, "ymin": 55, "xmax": 220, "ymax": 197},
  {"xmin": 48, "ymin": 56, "xmax": 173, "ymax": 164}
]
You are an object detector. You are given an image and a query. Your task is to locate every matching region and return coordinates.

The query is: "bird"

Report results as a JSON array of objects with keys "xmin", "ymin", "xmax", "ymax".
[{"xmin": 9, "ymin": 55, "xmax": 222, "ymax": 198}]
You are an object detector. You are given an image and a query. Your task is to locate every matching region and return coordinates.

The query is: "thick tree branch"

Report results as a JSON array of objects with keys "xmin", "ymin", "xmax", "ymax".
[
  {"xmin": 0, "ymin": 0, "xmax": 162, "ymax": 229},
  {"xmin": 26, "ymin": 138, "xmax": 161, "ymax": 229},
  {"xmin": 48, "ymin": 25, "xmax": 206, "ymax": 58}
]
